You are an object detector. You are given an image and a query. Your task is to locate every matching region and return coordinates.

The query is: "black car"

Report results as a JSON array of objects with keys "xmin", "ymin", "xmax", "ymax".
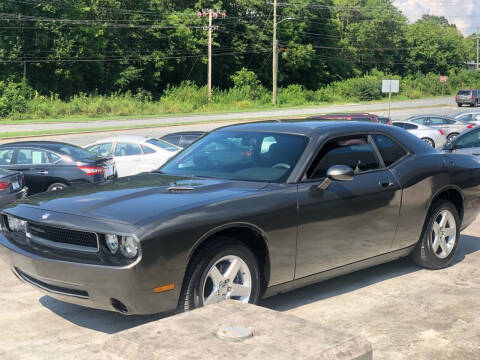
[
  {"xmin": 0, "ymin": 169, "xmax": 26, "ymax": 208},
  {"xmin": 1, "ymin": 121, "xmax": 479, "ymax": 315},
  {"xmin": 0, "ymin": 141, "xmax": 115, "ymax": 194},
  {"xmin": 160, "ymin": 131, "xmax": 206, "ymax": 148}
]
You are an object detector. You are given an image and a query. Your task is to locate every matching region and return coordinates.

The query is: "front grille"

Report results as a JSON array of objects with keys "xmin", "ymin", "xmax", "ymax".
[
  {"xmin": 27, "ymin": 223, "xmax": 99, "ymax": 252},
  {"xmin": 15, "ymin": 268, "xmax": 89, "ymax": 298}
]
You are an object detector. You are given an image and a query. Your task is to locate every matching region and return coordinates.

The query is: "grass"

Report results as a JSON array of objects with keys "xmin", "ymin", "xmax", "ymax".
[{"xmin": 0, "ymin": 94, "xmax": 454, "ymax": 126}]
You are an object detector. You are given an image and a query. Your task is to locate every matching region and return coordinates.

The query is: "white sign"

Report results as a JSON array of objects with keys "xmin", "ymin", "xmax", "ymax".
[{"xmin": 382, "ymin": 79, "xmax": 399, "ymax": 93}]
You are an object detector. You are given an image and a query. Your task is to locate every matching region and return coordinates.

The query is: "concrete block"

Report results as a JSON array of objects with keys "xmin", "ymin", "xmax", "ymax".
[{"xmin": 102, "ymin": 301, "xmax": 372, "ymax": 360}]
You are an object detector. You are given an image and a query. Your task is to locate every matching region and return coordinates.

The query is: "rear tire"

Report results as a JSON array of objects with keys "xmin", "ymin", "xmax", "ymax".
[
  {"xmin": 421, "ymin": 137, "xmax": 435, "ymax": 147},
  {"xmin": 177, "ymin": 238, "xmax": 261, "ymax": 312},
  {"xmin": 447, "ymin": 133, "xmax": 459, "ymax": 141},
  {"xmin": 411, "ymin": 200, "xmax": 460, "ymax": 269},
  {"xmin": 46, "ymin": 182, "xmax": 68, "ymax": 192},
  {"xmin": 457, "ymin": 103, "xmax": 462, "ymax": 107}
]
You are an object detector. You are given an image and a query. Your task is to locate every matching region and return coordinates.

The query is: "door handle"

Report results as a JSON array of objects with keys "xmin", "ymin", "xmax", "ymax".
[
  {"xmin": 379, "ymin": 180, "xmax": 395, "ymax": 188},
  {"xmin": 36, "ymin": 170, "xmax": 48, "ymax": 175}
]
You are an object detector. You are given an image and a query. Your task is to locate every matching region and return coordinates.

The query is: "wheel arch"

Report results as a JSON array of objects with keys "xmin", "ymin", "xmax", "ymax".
[
  {"xmin": 186, "ymin": 222, "xmax": 271, "ymax": 291},
  {"xmin": 428, "ymin": 185, "xmax": 464, "ymax": 221}
]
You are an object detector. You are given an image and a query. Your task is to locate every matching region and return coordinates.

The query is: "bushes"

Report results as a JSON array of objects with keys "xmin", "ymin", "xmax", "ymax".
[
  {"xmin": 2, "ymin": 69, "xmax": 480, "ymax": 120},
  {"xmin": 0, "ymin": 81, "xmax": 34, "ymax": 117}
]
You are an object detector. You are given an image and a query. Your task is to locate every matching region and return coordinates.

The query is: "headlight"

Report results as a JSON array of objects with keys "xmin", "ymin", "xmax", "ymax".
[
  {"xmin": 6, "ymin": 215, "xmax": 27, "ymax": 233},
  {"xmin": 105, "ymin": 234, "xmax": 119, "ymax": 254},
  {"xmin": 119, "ymin": 236, "xmax": 138, "ymax": 258}
]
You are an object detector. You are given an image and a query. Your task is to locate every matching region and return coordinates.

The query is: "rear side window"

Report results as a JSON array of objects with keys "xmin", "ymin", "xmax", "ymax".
[
  {"xmin": 393, "ymin": 123, "xmax": 405, "ymax": 129},
  {"xmin": 403, "ymin": 123, "xmax": 418, "ymax": 130},
  {"xmin": 0, "ymin": 149, "xmax": 14, "ymax": 165},
  {"xmin": 309, "ymin": 136, "xmax": 380, "ymax": 179},
  {"xmin": 16, "ymin": 149, "xmax": 50, "ymax": 164},
  {"xmin": 411, "ymin": 117, "xmax": 425, "ymax": 125},
  {"xmin": 141, "ymin": 145, "xmax": 156, "ymax": 154},
  {"xmin": 161, "ymin": 135, "xmax": 181, "ymax": 146},
  {"xmin": 457, "ymin": 114, "xmax": 472, "ymax": 121},
  {"xmin": 371, "ymin": 134, "xmax": 407, "ymax": 167},
  {"xmin": 114, "ymin": 142, "xmax": 142, "ymax": 156},
  {"xmin": 429, "ymin": 117, "xmax": 447, "ymax": 125}
]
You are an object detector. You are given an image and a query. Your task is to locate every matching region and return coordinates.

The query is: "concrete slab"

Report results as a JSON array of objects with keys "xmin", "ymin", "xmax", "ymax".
[{"xmin": 101, "ymin": 301, "xmax": 372, "ymax": 360}]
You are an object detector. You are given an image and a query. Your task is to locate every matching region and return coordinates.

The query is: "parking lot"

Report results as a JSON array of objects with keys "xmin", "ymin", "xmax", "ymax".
[{"xmin": 1, "ymin": 104, "xmax": 480, "ymax": 359}]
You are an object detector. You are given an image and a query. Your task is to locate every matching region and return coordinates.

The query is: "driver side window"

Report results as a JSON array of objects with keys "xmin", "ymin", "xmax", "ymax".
[{"xmin": 308, "ymin": 136, "xmax": 380, "ymax": 180}]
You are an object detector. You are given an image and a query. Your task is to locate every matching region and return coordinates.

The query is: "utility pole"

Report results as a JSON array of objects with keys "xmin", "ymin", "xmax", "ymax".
[
  {"xmin": 477, "ymin": 26, "xmax": 479, "ymax": 70},
  {"xmin": 208, "ymin": 10, "xmax": 212, "ymax": 101},
  {"xmin": 198, "ymin": 9, "xmax": 226, "ymax": 101},
  {"xmin": 272, "ymin": 0, "xmax": 278, "ymax": 105}
]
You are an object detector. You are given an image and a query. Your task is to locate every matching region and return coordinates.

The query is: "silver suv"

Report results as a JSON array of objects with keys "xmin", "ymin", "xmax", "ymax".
[{"xmin": 456, "ymin": 89, "xmax": 480, "ymax": 107}]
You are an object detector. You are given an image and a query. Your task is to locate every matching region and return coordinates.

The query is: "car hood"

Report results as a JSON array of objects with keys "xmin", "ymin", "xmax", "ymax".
[{"xmin": 6, "ymin": 173, "xmax": 267, "ymax": 225}]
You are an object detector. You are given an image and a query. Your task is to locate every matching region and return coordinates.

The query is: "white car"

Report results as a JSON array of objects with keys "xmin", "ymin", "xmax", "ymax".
[
  {"xmin": 453, "ymin": 112, "xmax": 480, "ymax": 124},
  {"xmin": 392, "ymin": 121, "xmax": 447, "ymax": 149},
  {"xmin": 84, "ymin": 136, "xmax": 180, "ymax": 177}
]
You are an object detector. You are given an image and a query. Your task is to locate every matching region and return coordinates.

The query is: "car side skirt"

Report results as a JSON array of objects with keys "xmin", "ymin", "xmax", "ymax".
[{"xmin": 263, "ymin": 245, "xmax": 415, "ymax": 298}]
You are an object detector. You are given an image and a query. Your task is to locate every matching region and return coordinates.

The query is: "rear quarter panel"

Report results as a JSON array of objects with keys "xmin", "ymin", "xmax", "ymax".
[{"xmin": 391, "ymin": 153, "xmax": 480, "ymax": 250}]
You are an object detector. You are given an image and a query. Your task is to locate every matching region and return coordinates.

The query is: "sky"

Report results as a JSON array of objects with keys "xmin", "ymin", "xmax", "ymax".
[{"xmin": 393, "ymin": 0, "xmax": 479, "ymax": 36}]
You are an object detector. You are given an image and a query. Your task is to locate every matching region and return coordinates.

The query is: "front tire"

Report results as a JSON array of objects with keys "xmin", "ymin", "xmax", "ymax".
[
  {"xmin": 457, "ymin": 103, "xmax": 462, "ymax": 107},
  {"xmin": 411, "ymin": 200, "xmax": 460, "ymax": 269},
  {"xmin": 177, "ymin": 238, "xmax": 261, "ymax": 312}
]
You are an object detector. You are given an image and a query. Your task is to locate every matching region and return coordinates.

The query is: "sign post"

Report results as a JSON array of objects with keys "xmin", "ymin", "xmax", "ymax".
[
  {"xmin": 382, "ymin": 80, "xmax": 400, "ymax": 121},
  {"xmin": 440, "ymin": 76, "xmax": 447, "ymax": 96}
]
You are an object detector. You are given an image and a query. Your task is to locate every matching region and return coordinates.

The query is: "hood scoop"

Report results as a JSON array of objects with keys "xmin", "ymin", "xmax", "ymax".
[{"xmin": 167, "ymin": 186, "xmax": 195, "ymax": 193}]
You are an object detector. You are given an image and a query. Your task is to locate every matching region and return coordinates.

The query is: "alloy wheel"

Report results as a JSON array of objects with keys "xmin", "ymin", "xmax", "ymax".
[
  {"xmin": 431, "ymin": 209, "xmax": 456, "ymax": 259},
  {"xmin": 202, "ymin": 255, "xmax": 252, "ymax": 305},
  {"xmin": 422, "ymin": 138, "xmax": 434, "ymax": 147}
]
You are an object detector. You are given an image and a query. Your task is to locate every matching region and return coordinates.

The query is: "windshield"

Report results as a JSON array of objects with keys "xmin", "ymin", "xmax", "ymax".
[
  {"xmin": 147, "ymin": 139, "xmax": 180, "ymax": 152},
  {"xmin": 160, "ymin": 131, "xmax": 308, "ymax": 183}
]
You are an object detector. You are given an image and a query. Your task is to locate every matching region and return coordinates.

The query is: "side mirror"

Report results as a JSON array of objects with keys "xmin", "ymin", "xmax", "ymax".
[
  {"xmin": 318, "ymin": 165, "xmax": 354, "ymax": 191},
  {"xmin": 327, "ymin": 165, "xmax": 354, "ymax": 181},
  {"xmin": 443, "ymin": 141, "xmax": 455, "ymax": 151}
]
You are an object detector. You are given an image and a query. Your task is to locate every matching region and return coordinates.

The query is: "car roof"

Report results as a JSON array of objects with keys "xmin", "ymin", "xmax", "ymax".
[
  {"xmin": 216, "ymin": 119, "xmax": 386, "ymax": 135},
  {"xmin": 215, "ymin": 120, "xmax": 435, "ymax": 155},
  {"xmin": 393, "ymin": 121, "xmax": 430, "ymax": 129},
  {"xmin": 161, "ymin": 131, "xmax": 206, "ymax": 136},
  {"xmin": 90, "ymin": 135, "xmax": 151, "ymax": 144},
  {"xmin": 407, "ymin": 114, "xmax": 454, "ymax": 119},
  {"xmin": 308, "ymin": 113, "xmax": 374, "ymax": 117}
]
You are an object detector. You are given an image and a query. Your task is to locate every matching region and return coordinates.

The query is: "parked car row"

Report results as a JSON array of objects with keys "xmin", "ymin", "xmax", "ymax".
[
  {"xmin": 0, "ymin": 133, "xmax": 199, "ymax": 201},
  {"xmin": 0, "ymin": 109, "xmax": 479, "ymax": 208}
]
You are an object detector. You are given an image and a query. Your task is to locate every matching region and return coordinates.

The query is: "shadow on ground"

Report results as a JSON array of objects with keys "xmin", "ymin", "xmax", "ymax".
[
  {"xmin": 39, "ymin": 234, "xmax": 480, "ymax": 333},
  {"xmin": 39, "ymin": 296, "xmax": 167, "ymax": 334},
  {"xmin": 260, "ymin": 234, "xmax": 480, "ymax": 311}
]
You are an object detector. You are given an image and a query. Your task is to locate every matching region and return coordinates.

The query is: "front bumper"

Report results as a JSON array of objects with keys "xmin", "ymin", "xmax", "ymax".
[{"xmin": 0, "ymin": 232, "xmax": 182, "ymax": 315}]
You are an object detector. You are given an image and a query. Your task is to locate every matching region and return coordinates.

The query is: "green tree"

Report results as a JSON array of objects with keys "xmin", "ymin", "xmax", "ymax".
[{"xmin": 406, "ymin": 17, "xmax": 466, "ymax": 75}]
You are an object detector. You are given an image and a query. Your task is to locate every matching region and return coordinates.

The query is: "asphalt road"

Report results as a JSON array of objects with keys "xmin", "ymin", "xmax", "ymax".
[{"xmin": 0, "ymin": 95, "xmax": 456, "ymax": 135}]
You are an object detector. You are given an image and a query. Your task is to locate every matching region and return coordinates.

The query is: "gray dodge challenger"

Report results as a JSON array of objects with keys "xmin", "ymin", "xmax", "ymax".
[{"xmin": 1, "ymin": 121, "xmax": 480, "ymax": 315}]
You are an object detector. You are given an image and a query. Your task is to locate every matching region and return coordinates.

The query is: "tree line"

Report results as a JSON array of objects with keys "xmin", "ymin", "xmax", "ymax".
[{"xmin": 0, "ymin": 0, "xmax": 477, "ymax": 99}]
